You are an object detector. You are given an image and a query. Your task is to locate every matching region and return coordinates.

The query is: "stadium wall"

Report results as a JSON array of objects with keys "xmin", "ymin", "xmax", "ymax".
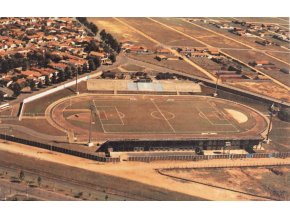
[
  {"xmin": 18, "ymin": 71, "xmax": 102, "ymax": 120},
  {"xmin": 98, "ymin": 138, "xmax": 262, "ymax": 152}
]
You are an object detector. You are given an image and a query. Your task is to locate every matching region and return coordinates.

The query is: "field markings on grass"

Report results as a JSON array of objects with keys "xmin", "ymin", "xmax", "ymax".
[
  {"xmin": 195, "ymin": 105, "xmax": 239, "ymax": 134},
  {"xmin": 205, "ymin": 100, "xmax": 241, "ymax": 133},
  {"xmin": 92, "ymin": 100, "xmax": 106, "ymax": 133},
  {"xmin": 150, "ymin": 99, "xmax": 176, "ymax": 133},
  {"xmin": 93, "ymin": 105, "xmax": 124, "ymax": 126},
  {"xmin": 195, "ymin": 105, "xmax": 232, "ymax": 126},
  {"xmin": 114, "ymin": 17, "xmax": 216, "ymax": 81}
]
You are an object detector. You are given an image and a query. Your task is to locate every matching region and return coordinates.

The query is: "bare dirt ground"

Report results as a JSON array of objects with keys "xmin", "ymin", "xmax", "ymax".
[
  {"xmin": 233, "ymin": 81, "xmax": 290, "ymax": 102},
  {"xmin": 223, "ymin": 49, "xmax": 290, "ymax": 87},
  {"xmin": 233, "ymin": 17, "xmax": 289, "ymax": 25},
  {"xmin": 193, "ymin": 19, "xmax": 288, "ymax": 52},
  {"xmin": 119, "ymin": 64, "xmax": 146, "ymax": 72},
  {"xmin": 1, "ymin": 141, "xmax": 290, "ymax": 200},
  {"xmin": 127, "ymin": 54, "xmax": 210, "ymax": 79},
  {"xmin": 266, "ymin": 51, "xmax": 290, "ymax": 63},
  {"xmin": 153, "ymin": 18, "xmax": 247, "ymax": 49},
  {"xmin": 118, "ymin": 18, "xmax": 204, "ymax": 47},
  {"xmin": 161, "ymin": 166, "xmax": 290, "ymax": 200},
  {"xmin": 87, "ymin": 18, "xmax": 156, "ymax": 47}
]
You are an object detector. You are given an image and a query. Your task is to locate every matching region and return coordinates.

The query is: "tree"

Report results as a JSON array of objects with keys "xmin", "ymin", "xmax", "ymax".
[
  {"xmin": 77, "ymin": 66, "xmax": 83, "ymax": 75},
  {"xmin": 28, "ymin": 80, "xmax": 36, "ymax": 91},
  {"xmin": 45, "ymin": 75, "xmax": 50, "ymax": 86},
  {"xmin": 100, "ymin": 29, "xmax": 107, "ymax": 40},
  {"xmin": 71, "ymin": 65, "xmax": 77, "ymax": 77},
  {"xmin": 93, "ymin": 57, "xmax": 101, "ymax": 68},
  {"xmin": 88, "ymin": 59, "xmax": 96, "ymax": 71},
  {"xmin": 51, "ymin": 73, "xmax": 57, "ymax": 84},
  {"xmin": 64, "ymin": 66, "xmax": 72, "ymax": 80},
  {"xmin": 278, "ymin": 108, "xmax": 290, "ymax": 122},
  {"xmin": 89, "ymin": 22, "xmax": 98, "ymax": 34},
  {"xmin": 19, "ymin": 170, "xmax": 25, "ymax": 182},
  {"xmin": 21, "ymin": 58, "xmax": 29, "ymax": 71},
  {"xmin": 0, "ymin": 92, "xmax": 4, "ymax": 103},
  {"xmin": 38, "ymin": 80, "xmax": 44, "ymax": 88},
  {"xmin": 109, "ymin": 53, "xmax": 116, "ymax": 63},
  {"xmin": 0, "ymin": 59, "xmax": 9, "ymax": 73},
  {"xmin": 76, "ymin": 17, "xmax": 88, "ymax": 24},
  {"xmin": 58, "ymin": 71, "xmax": 65, "ymax": 82},
  {"xmin": 11, "ymin": 83, "xmax": 22, "ymax": 97},
  {"xmin": 82, "ymin": 63, "xmax": 88, "ymax": 73},
  {"xmin": 37, "ymin": 176, "xmax": 42, "ymax": 187}
]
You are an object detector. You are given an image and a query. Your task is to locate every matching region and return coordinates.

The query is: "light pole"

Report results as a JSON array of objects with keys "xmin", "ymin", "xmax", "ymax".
[
  {"xmin": 75, "ymin": 69, "xmax": 79, "ymax": 95},
  {"xmin": 266, "ymin": 103, "xmax": 280, "ymax": 143},
  {"xmin": 214, "ymin": 72, "xmax": 220, "ymax": 97},
  {"xmin": 88, "ymin": 104, "xmax": 95, "ymax": 147}
]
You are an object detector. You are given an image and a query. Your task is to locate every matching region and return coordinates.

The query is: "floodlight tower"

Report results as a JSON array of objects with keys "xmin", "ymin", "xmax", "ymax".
[
  {"xmin": 75, "ymin": 69, "xmax": 79, "ymax": 95},
  {"xmin": 265, "ymin": 103, "xmax": 280, "ymax": 143},
  {"xmin": 87, "ymin": 104, "xmax": 96, "ymax": 147},
  {"xmin": 213, "ymin": 72, "xmax": 220, "ymax": 97}
]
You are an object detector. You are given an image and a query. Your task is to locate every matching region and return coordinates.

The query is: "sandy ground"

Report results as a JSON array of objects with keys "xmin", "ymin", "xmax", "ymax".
[
  {"xmin": 233, "ymin": 81, "xmax": 290, "ymax": 102},
  {"xmin": 1, "ymin": 141, "xmax": 290, "ymax": 200},
  {"xmin": 225, "ymin": 108, "xmax": 248, "ymax": 123},
  {"xmin": 162, "ymin": 166, "xmax": 290, "ymax": 200}
]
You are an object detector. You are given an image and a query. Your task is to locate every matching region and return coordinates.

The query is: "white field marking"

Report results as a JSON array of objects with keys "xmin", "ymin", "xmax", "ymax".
[
  {"xmin": 196, "ymin": 106, "xmax": 239, "ymax": 135},
  {"xmin": 151, "ymin": 111, "xmax": 176, "ymax": 120},
  {"xmin": 206, "ymin": 100, "xmax": 228, "ymax": 122},
  {"xmin": 213, "ymin": 111, "xmax": 226, "ymax": 121},
  {"xmin": 150, "ymin": 99, "xmax": 176, "ymax": 133},
  {"xmin": 93, "ymin": 104, "xmax": 124, "ymax": 126},
  {"xmin": 93, "ymin": 100, "xmax": 107, "ymax": 133},
  {"xmin": 97, "ymin": 110, "xmax": 108, "ymax": 121},
  {"xmin": 115, "ymin": 106, "xmax": 125, "ymax": 125},
  {"xmin": 196, "ymin": 106, "xmax": 233, "ymax": 126},
  {"xmin": 100, "ymin": 129, "xmax": 239, "ymax": 134},
  {"xmin": 205, "ymin": 101, "xmax": 241, "ymax": 132}
]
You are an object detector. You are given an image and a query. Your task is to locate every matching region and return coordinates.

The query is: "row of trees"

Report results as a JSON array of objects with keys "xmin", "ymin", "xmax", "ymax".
[
  {"xmin": 76, "ymin": 17, "xmax": 99, "ymax": 35},
  {"xmin": 100, "ymin": 30, "xmax": 121, "ymax": 53},
  {"xmin": 100, "ymin": 29, "xmax": 121, "ymax": 53}
]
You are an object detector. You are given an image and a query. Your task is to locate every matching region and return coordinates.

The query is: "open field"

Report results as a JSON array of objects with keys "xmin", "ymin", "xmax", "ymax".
[
  {"xmin": 223, "ymin": 49, "xmax": 290, "ymax": 86},
  {"xmin": 161, "ymin": 166, "xmax": 290, "ymax": 200},
  {"xmin": 2, "ymin": 141, "xmax": 290, "ymax": 201},
  {"xmin": 118, "ymin": 18, "xmax": 204, "ymax": 47},
  {"xmin": 0, "ymin": 149, "xmax": 199, "ymax": 200},
  {"xmin": 87, "ymin": 17, "xmax": 156, "ymax": 47},
  {"xmin": 233, "ymin": 81, "xmax": 290, "ymax": 102},
  {"xmin": 191, "ymin": 19, "xmax": 288, "ymax": 52},
  {"xmin": 266, "ymin": 51, "xmax": 290, "ymax": 63},
  {"xmin": 119, "ymin": 63, "xmax": 146, "ymax": 72},
  {"xmin": 49, "ymin": 94, "xmax": 268, "ymax": 141},
  {"xmin": 153, "ymin": 17, "xmax": 248, "ymax": 49},
  {"xmin": 127, "ymin": 54, "xmax": 210, "ymax": 79},
  {"xmin": 233, "ymin": 17, "xmax": 289, "ymax": 25}
]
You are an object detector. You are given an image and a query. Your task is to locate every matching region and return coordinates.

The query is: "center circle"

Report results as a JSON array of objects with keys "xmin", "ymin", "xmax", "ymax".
[{"xmin": 151, "ymin": 111, "xmax": 175, "ymax": 120}]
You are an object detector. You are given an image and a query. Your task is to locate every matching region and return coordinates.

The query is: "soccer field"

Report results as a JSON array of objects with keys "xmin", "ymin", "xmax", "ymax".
[{"xmin": 50, "ymin": 94, "xmax": 268, "ymax": 141}]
